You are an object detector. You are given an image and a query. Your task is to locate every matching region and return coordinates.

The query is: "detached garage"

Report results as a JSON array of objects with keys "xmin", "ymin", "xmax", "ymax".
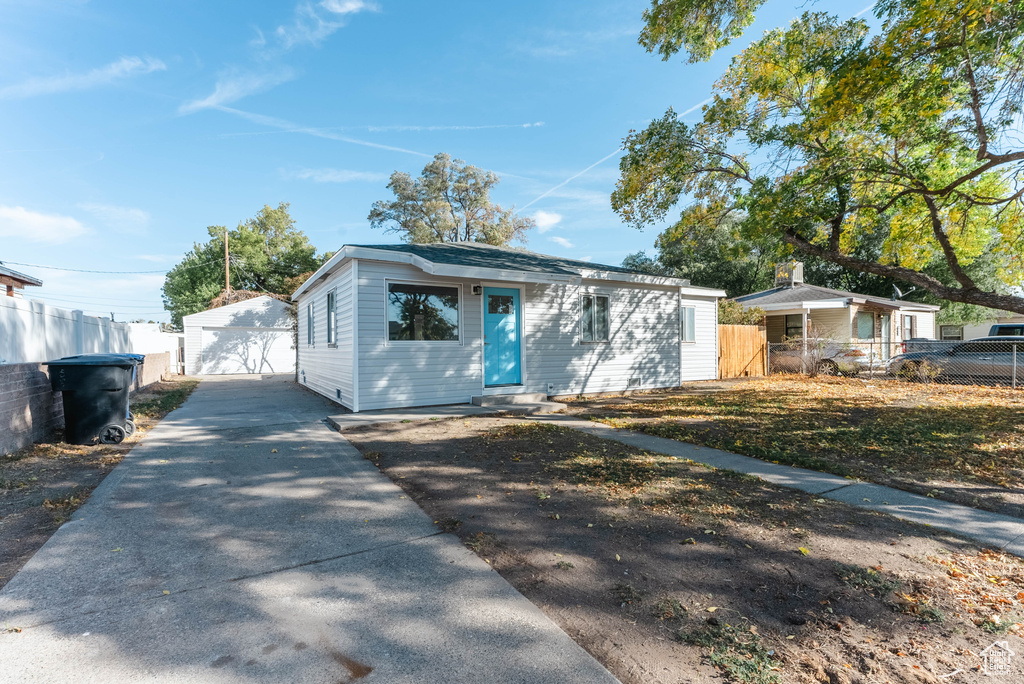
[{"xmin": 183, "ymin": 295, "xmax": 296, "ymax": 375}]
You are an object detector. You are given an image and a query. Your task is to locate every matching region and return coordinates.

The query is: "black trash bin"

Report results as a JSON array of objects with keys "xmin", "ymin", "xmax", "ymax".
[{"xmin": 44, "ymin": 354, "xmax": 143, "ymax": 445}]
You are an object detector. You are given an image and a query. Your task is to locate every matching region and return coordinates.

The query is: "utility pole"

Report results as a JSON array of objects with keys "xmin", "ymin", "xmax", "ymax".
[{"xmin": 224, "ymin": 229, "xmax": 231, "ymax": 296}]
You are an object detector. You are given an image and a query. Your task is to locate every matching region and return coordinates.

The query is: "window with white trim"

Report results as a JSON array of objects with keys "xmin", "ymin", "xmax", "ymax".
[
  {"xmin": 306, "ymin": 302, "xmax": 314, "ymax": 346},
  {"xmin": 581, "ymin": 294, "xmax": 609, "ymax": 343},
  {"xmin": 681, "ymin": 305, "xmax": 696, "ymax": 343},
  {"xmin": 940, "ymin": 325, "xmax": 963, "ymax": 341},
  {"xmin": 326, "ymin": 290, "xmax": 337, "ymax": 346},
  {"xmin": 387, "ymin": 282, "xmax": 460, "ymax": 341},
  {"xmin": 902, "ymin": 314, "xmax": 916, "ymax": 339}
]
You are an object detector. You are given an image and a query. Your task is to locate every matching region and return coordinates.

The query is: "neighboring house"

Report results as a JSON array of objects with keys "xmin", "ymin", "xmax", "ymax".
[
  {"xmin": 291, "ymin": 242, "xmax": 725, "ymax": 412},
  {"xmin": 734, "ymin": 262, "xmax": 939, "ymax": 356},
  {"xmin": 943, "ymin": 314, "xmax": 1024, "ymax": 341},
  {"xmin": 183, "ymin": 295, "xmax": 296, "ymax": 375},
  {"xmin": 0, "ymin": 263, "xmax": 42, "ymax": 298}
]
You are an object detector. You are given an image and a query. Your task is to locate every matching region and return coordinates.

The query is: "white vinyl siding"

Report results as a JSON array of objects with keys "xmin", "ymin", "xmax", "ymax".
[
  {"xmin": 357, "ymin": 261, "xmax": 482, "ymax": 411},
  {"xmin": 296, "ymin": 261, "xmax": 355, "ymax": 408}
]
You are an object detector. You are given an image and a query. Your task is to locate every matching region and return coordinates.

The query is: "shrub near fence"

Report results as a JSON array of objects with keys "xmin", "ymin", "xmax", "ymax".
[{"xmin": 768, "ymin": 338, "xmax": 1024, "ymax": 387}]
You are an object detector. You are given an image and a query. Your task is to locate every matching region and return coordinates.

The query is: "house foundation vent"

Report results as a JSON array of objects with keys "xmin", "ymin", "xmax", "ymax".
[{"xmin": 627, "ymin": 377, "xmax": 642, "ymax": 389}]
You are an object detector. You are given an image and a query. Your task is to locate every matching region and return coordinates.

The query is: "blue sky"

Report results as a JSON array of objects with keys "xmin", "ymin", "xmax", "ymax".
[{"xmin": 0, "ymin": 0, "xmax": 866, "ymax": 323}]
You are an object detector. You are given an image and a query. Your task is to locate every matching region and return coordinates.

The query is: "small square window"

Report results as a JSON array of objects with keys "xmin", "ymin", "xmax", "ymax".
[
  {"xmin": 488, "ymin": 295, "xmax": 514, "ymax": 315},
  {"xmin": 857, "ymin": 311, "xmax": 875, "ymax": 340},
  {"xmin": 785, "ymin": 314, "xmax": 804, "ymax": 338}
]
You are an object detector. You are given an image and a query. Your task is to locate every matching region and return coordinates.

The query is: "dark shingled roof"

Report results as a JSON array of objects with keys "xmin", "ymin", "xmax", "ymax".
[
  {"xmin": 349, "ymin": 242, "xmax": 645, "ymax": 276},
  {"xmin": 734, "ymin": 283, "xmax": 936, "ymax": 309}
]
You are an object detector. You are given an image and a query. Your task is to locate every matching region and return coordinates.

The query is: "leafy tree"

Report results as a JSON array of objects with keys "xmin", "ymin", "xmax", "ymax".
[
  {"xmin": 718, "ymin": 299, "xmax": 765, "ymax": 325},
  {"xmin": 615, "ymin": 1, "xmax": 1024, "ymax": 314},
  {"xmin": 162, "ymin": 203, "xmax": 326, "ymax": 328},
  {"xmin": 369, "ymin": 153, "xmax": 534, "ymax": 245}
]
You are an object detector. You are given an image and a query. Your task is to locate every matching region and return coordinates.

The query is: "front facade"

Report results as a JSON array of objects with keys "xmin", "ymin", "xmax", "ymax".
[
  {"xmin": 293, "ymin": 243, "xmax": 725, "ymax": 412},
  {"xmin": 735, "ymin": 263, "xmax": 939, "ymax": 356}
]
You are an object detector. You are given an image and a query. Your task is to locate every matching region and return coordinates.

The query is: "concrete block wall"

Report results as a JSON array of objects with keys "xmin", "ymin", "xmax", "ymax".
[
  {"xmin": 0, "ymin": 363, "xmax": 64, "ymax": 456},
  {"xmin": 1, "ymin": 353, "xmax": 172, "ymax": 455},
  {"xmin": 134, "ymin": 352, "xmax": 170, "ymax": 390}
]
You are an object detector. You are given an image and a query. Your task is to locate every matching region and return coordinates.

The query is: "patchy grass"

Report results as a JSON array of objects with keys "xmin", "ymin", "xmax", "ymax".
[
  {"xmin": 345, "ymin": 416, "xmax": 1024, "ymax": 684},
  {"xmin": 130, "ymin": 379, "xmax": 199, "ymax": 418},
  {"xmin": 575, "ymin": 376, "xmax": 1024, "ymax": 514},
  {"xmin": 0, "ymin": 377, "xmax": 198, "ymax": 589},
  {"xmin": 679, "ymin": 622, "xmax": 780, "ymax": 684}
]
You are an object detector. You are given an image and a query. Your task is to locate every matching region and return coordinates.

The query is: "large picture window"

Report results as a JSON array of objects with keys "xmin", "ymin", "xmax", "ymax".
[
  {"xmin": 326, "ymin": 290, "xmax": 336, "ymax": 346},
  {"xmin": 681, "ymin": 305, "xmax": 696, "ymax": 343},
  {"xmin": 581, "ymin": 294, "xmax": 609, "ymax": 343},
  {"xmin": 387, "ymin": 282, "xmax": 460, "ymax": 341}
]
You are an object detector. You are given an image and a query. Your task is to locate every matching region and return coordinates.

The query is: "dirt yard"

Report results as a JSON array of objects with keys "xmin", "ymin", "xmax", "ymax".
[
  {"xmin": 0, "ymin": 378, "xmax": 198, "ymax": 589},
  {"xmin": 345, "ymin": 416, "xmax": 1024, "ymax": 684},
  {"xmin": 569, "ymin": 376, "xmax": 1024, "ymax": 519}
]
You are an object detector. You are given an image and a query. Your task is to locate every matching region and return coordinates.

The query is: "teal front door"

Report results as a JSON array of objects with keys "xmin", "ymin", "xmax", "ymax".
[{"xmin": 483, "ymin": 287, "xmax": 521, "ymax": 386}]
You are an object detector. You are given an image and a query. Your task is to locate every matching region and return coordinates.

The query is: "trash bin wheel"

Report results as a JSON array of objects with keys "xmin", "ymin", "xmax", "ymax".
[
  {"xmin": 100, "ymin": 424, "xmax": 127, "ymax": 444},
  {"xmin": 128, "ymin": 411, "xmax": 135, "ymax": 422},
  {"xmin": 124, "ymin": 420, "xmax": 136, "ymax": 437}
]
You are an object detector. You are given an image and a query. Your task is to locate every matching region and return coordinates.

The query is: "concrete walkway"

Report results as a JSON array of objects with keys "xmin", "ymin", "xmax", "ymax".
[
  {"xmin": 528, "ymin": 415, "xmax": 1024, "ymax": 557},
  {"xmin": 0, "ymin": 376, "xmax": 618, "ymax": 684}
]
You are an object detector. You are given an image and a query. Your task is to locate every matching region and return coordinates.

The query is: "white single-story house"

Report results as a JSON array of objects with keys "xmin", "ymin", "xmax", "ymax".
[
  {"xmin": 943, "ymin": 314, "xmax": 1024, "ymax": 341},
  {"xmin": 183, "ymin": 295, "xmax": 296, "ymax": 375},
  {"xmin": 734, "ymin": 263, "xmax": 939, "ymax": 355},
  {"xmin": 291, "ymin": 242, "xmax": 726, "ymax": 412}
]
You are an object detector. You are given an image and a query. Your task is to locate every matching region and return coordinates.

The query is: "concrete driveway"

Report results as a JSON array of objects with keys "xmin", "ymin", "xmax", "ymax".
[{"xmin": 0, "ymin": 375, "xmax": 618, "ymax": 683}]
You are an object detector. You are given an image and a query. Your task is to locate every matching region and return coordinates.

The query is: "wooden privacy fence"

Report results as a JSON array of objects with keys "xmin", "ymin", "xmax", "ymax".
[{"xmin": 718, "ymin": 324, "xmax": 767, "ymax": 379}]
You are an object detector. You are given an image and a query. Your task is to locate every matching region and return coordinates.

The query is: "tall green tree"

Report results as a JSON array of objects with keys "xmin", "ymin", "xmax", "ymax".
[
  {"xmin": 369, "ymin": 153, "xmax": 534, "ymax": 245},
  {"xmin": 615, "ymin": 0, "xmax": 1024, "ymax": 314},
  {"xmin": 162, "ymin": 203, "xmax": 326, "ymax": 328}
]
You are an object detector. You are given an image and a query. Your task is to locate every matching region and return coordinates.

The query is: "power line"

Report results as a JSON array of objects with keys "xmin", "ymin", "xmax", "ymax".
[{"xmin": 0, "ymin": 257, "xmax": 222, "ymax": 275}]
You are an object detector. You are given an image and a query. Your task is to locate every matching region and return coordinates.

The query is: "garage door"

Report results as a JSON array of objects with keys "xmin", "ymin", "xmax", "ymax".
[{"xmin": 199, "ymin": 327, "xmax": 296, "ymax": 375}]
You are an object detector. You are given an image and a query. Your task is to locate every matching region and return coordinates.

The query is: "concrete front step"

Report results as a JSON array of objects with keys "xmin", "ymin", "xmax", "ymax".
[
  {"xmin": 495, "ymin": 401, "xmax": 567, "ymax": 415},
  {"xmin": 471, "ymin": 392, "xmax": 548, "ymax": 406}
]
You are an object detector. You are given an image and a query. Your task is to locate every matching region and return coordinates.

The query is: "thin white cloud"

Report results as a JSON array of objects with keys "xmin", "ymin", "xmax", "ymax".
[
  {"xmin": 179, "ymin": 69, "xmax": 295, "ymax": 114},
  {"xmin": 367, "ymin": 122, "xmax": 545, "ymax": 132},
  {"xmin": 288, "ymin": 167, "xmax": 389, "ymax": 183},
  {"xmin": 549, "ymin": 236, "xmax": 574, "ymax": 249},
  {"xmin": 78, "ymin": 203, "xmax": 150, "ymax": 234},
  {"xmin": 532, "ymin": 210, "xmax": 562, "ymax": 233},
  {"xmin": 275, "ymin": 0, "xmax": 378, "ymax": 50},
  {"xmin": 0, "ymin": 56, "xmax": 166, "ymax": 100},
  {"xmin": 518, "ymin": 26, "xmax": 638, "ymax": 59},
  {"xmin": 0, "ymin": 205, "xmax": 88, "ymax": 243},
  {"xmin": 579, "ymin": 256, "xmax": 592, "ymax": 262},
  {"xmin": 133, "ymin": 254, "xmax": 177, "ymax": 263},
  {"xmin": 216, "ymin": 105, "xmax": 430, "ymax": 157},
  {"xmin": 520, "ymin": 148, "xmax": 622, "ymax": 211}
]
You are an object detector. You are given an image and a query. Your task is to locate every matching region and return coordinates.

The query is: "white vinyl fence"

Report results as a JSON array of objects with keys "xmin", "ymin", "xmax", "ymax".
[{"xmin": 0, "ymin": 297, "xmax": 131, "ymax": 364}]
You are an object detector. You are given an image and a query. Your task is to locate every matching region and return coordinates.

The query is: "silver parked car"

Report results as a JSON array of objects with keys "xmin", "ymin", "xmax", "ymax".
[{"xmin": 886, "ymin": 336, "xmax": 1024, "ymax": 384}]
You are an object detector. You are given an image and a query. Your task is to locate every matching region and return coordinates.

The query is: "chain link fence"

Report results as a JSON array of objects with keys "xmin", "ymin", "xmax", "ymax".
[{"xmin": 767, "ymin": 338, "xmax": 1024, "ymax": 388}]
